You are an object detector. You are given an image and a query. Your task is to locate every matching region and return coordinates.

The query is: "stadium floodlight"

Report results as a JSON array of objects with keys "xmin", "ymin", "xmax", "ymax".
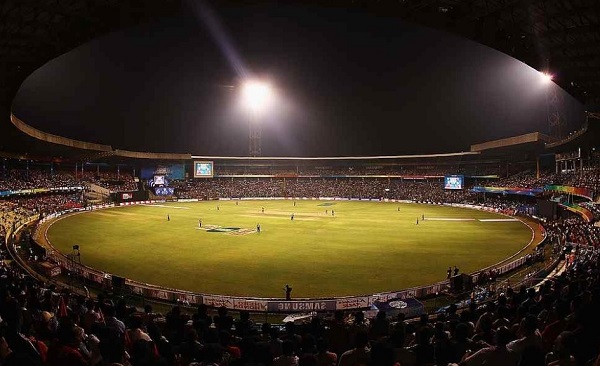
[
  {"xmin": 241, "ymin": 79, "xmax": 273, "ymax": 157},
  {"xmin": 540, "ymin": 71, "xmax": 553, "ymax": 83},
  {"xmin": 540, "ymin": 70, "xmax": 565, "ymax": 138},
  {"xmin": 241, "ymin": 80, "xmax": 272, "ymax": 113}
]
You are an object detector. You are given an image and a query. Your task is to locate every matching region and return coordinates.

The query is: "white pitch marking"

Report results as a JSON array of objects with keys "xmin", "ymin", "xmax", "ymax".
[
  {"xmin": 140, "ymin": 204, "xmax": 190, "ymax": 209},
  {"xmin": 425, "ymin": 218, "xmax": 476, "ymax": 221},
  {"xmin": 425, "ymin": 218, "xmax": 519, "ymax": 222},
  {"xmin": 478, "ymin": 218, "xmax": 519, "ymax": 222}
]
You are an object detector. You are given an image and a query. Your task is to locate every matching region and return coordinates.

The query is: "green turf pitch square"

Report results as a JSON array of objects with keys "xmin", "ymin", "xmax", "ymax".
[{"xmin": 46, "ymin": 201, "xmax": 532, "ymax": 298}]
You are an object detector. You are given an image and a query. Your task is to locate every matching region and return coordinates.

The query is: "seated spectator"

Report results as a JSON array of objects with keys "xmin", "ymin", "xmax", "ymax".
[
  {"xmin": 213, "ymin": 306, "xmax": 233, "ymax": 332},
  {"xmin": 338, "ymin": 330, "xmax": 370, "ymax": 366},
  {"xmin": 452, "ymin": 326, "xmax": 517, "ymax": 366},
  {"xmin": 324, "ymin": 310, "xmax": 349, "ymax": 357},
  {"xmin": 234, "ymin": 310, "xmax": 254, "ymax": 338},
  {"xmin": 390, "ymin": 329, "xmax": 416, "ymax": 366},
  {"xmin": 46, "ymin": 322, "xmax": 88, "ymax": 366},
  {"xmin": 507, "ymin": 315, "xmax": 544, "ymax": 366},
  {"xmin": 369, "ymin": 310, "xmax": 390, "ymax": 340},
  {"xmin": 0, "ymin": 335, "xmax": 38, "ymax": 366},
  {"xmin": 545, "ymin": 331, "xmax": 577, "ymax": 366},
  {"xmin": 192, "ymin": 304, "xmax": 212, "ymax": 333},
  {"xmin": 368, "ymin": 340, "xmax": 397, "ymax": 366},
  {"xmin": 274, "ymin": 340, "xmax": 299, "ymax": 366},
  {"xmin": 315, "ymin": 338, "xmax": 337, "ymax": 366}
]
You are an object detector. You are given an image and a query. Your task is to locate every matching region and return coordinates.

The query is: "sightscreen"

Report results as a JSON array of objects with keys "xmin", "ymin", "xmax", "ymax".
[
  {"xmin": 444, "ymin": 175, "xmax": 464, "ymax": 190},
  {"xmin": 194, "ymin": 161, "xmax": 214, "ymax": 178}
]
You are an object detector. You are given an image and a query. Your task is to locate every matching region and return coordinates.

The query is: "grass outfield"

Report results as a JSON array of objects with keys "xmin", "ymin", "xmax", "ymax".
[{"xmin": 46, "ymin": 200, "xmax": 533, "ymax": 298}]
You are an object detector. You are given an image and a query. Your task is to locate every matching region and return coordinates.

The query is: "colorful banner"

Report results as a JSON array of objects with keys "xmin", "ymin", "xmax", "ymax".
[
  {"xmin": 471, "ymin": 186, "xmax": 543, "ymax": 196},
  {"xmin": 544, "ymin": 185, "xmax": 594, "ymax": 200},
  {"xmin": 473, "ymin": 185, "xmax": 594, "ymax": 200},
  {"xmin": 559, "ymin": 202, "xmax": 594, "ymax": 222}
]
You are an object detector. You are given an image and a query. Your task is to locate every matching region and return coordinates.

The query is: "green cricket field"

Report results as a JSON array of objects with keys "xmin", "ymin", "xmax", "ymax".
[{"xmin": 45, "ymin": 200, "xmax": 534, "ymax": 298}]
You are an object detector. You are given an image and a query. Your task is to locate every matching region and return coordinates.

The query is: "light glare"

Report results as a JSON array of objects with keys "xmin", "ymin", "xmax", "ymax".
[
  {"xmin": 242, "ymin": 80, "xmax": 272, "ymax": 112},
  {"xmin": 540, "ymin": 72, "xmax": 553, "ymax": 83}
]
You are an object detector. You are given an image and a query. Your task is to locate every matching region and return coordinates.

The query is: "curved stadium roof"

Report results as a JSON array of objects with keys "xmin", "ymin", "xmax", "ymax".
[{"xmin": 1, "ymin": 0, "xmax": 599, "ymax": 159}]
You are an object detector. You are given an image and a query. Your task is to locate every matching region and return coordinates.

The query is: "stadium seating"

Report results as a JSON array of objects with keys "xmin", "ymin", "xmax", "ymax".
[
  {"xmin": 80, "ymin": 171, "xmax": 137, "ymax": 193},
  {"xmin": 1, "ymin": 165, "xmax": 600, "ymax": 366}
]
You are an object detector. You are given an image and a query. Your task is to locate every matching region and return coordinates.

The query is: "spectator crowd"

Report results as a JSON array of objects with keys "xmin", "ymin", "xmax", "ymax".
[
  {"xmin": 1, "ymin": 194, "xmax": 83, "ymax": 243},
  {"xmin": 80, "ymin": 172, "xmax": 138, "ymax": 193},
  {"xmin": 173, "ymin": 178, "xmax": 482, "ymax": 203},
  {"xmin": 0, "ymin": 168, "xmax": 136, "ymax": 194},
  {"xmin": 0, "ymin": 163, "xmax": 599, "ymax": 365},
  {"xmin": 0, "ymin": 170, "xmax": 78, "ymax": 192},
  {"xmin": 0, "ymin": 238, "xmax": 599, "ymax": 366}
]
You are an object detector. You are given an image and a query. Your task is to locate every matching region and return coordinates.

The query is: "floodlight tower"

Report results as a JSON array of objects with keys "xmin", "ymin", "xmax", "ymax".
[
  {"xmin": 242, "ymin": 80, "xmax": 272, "ymax": 157},
  {"xmin": 249, "ymin": 116, "xmax": 261, "ymax": 157},
  {"xmin": 541, "ymin": 72, "xmax": 566, "ymax": 139}
]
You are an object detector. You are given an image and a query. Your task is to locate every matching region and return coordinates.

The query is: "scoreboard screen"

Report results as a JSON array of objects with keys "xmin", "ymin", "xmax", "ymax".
[
  {"xmin": 194, "ymin": 161, "xmax": 214, "ymax": 178},
  {"xmin": 153, "ymin": 175, "xmax": 165, "ymax": 186},
  {"xmin": 444, "ymin": 175, "xmax": 464, "ymax": 190}
]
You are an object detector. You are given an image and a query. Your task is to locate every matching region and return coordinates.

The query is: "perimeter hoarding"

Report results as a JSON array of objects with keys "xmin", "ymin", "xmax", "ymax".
[
  {"xmin": 194, "ymin": 161, "xmax": 214, "ymax": 178},
  {"xmin": 111, "ymin": 190, "xmax": 148, "ymax": 203},
  {"xmin": 267, "ymin": 300, "xmax": 336, "ymax": 312}
]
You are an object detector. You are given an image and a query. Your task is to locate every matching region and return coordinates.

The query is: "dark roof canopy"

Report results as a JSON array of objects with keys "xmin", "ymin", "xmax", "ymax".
[
  {"xmin": 1, "ymin": 0, "xmax": 599, "ymax": 156},
  {"xmin": 546, "ymin": 112, "xmax": 600, "ymax": 152},
  {"xmin": 3, "ymin": 0, "xmax": 598, "ymax": 104},
  {"xmin": 369, "ymin": 0, "xmax": 600, "ymax": 104}
]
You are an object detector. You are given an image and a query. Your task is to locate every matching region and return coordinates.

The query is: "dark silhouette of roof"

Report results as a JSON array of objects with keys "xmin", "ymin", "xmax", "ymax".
[{"xmin": 1, "ymin": 0, "xmax": 598, "ymax": 156}]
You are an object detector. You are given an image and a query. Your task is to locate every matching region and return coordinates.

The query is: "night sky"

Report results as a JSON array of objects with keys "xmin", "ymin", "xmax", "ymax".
[{"xmin": 12, "ymin": 3, "xmax": 585, "ymax": 157}]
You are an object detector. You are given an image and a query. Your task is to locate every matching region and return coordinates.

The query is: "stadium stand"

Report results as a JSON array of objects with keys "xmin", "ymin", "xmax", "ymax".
[
  {"xmin": 213, "ymin": 165, "xmax": 503, "ymax": 177},
  {"xmin": 1, "ymin": 165, "xmax": 599, "ymax": 365},
  {"xmin": 80, "ymin": 171, "xmax": 138, "ymax": 193},
  {"xmin": 0, "ymin": 169, "xmax": 78, "ymax": 191},
  {"xmin": 173, "ymin": 178, "xmax": 480, "ymax": 203}
]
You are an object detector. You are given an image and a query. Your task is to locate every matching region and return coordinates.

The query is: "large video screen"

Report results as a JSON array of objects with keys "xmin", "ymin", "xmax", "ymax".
[
  {"xmin": 194, "ymin": 161, "xmax": 214, "ymax": 178},
  {"xmin": 444, "ymin": 175, "xmax": 464, "ymax": 190},
  {"xmin": 154, "ymin": 175, "xmax": 165, "ymax": 186}
]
